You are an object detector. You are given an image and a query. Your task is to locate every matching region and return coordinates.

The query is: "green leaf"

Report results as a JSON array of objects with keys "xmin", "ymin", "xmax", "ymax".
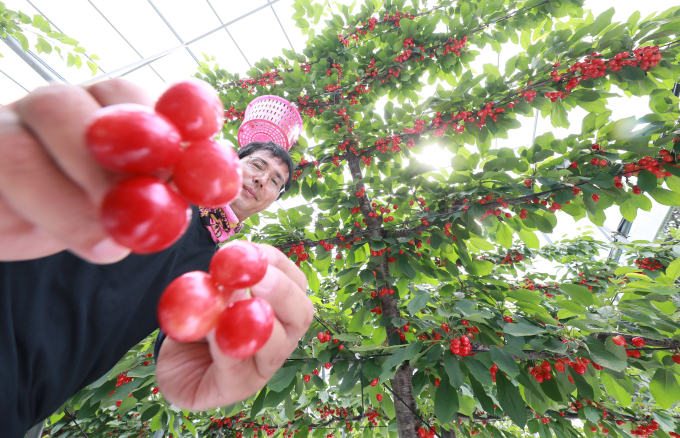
[
  {"xmin": 496, "ymin": 222, "xmax": 513, "ymax": 248},
  {"xmin": 620, "ymin": 199, "xmax": 638, "ymax": 222},
  {"xmin": 140, "ymin": 404, "xmax": 161, "ymax": 423},
  {"xmin": 339, "ymin": 362, "xmax": 360, "ymax": 393},
  {"xmin": 467, "ymin": 260, "xmax": 494, "ymax": 276},
  {"xmin": 268, "ymin": 365, "xmax": 299, "ymax": 391},
  {"xmin": 490, "ymin": 346, "xmax": 519, "ymax": 377},
  {"xmin": 518, "ymin": 228, "xmax": 539, "ymax": 249},
  {"xmin": 384, "ymin": 342, "xmax": 422, "ymax": 369},
  {"xmin": 14, "ymin": 32, "xmax": 29, "ymax": 51},
  {"xmin": 443, "ymin": 351, "xmax": 465, "ymax": 389},
  {"xmin": 182, "ymin": 416, "xmax": 196, "ymax": 436},
  {"xmin": 503, "ymin": 322, "xmax": 546, "ymax": 336},
  {"xmin": 550, "ymin": 100, "xmax": 569, "ymax": 129},
  {"xmin": 601, "ymin": 373, "xmax": 632, "ymax": 406},
  {"xmin": 650, "ymin": 188, "xmax": 680, "ymax": 207},
  {"xmin": 434, "ymin": 375, "xmax": 458, "ymax": 423},
  {"xmin": 621, "ymin": 65, "xmax": 645, "ymax": 81},
  {"xmin": 469, "ymin": 375, "xmax": 496, "ymax": 413},
  {"xmin": 463, "ymin": 357, "xmax": 493, "ymax": 386},
  {"xmin": 118, "ymin": 396, "xmax": 137, "ymax": 416},
  {"xmin": 36, "ymin": 37, "xmax": 52, "ymax": 54},
  {"xmin": 637, "ymin": 170, "xmax": 657, "ymax": 192},
  {"xmin": 348, "ymin": 307, "xmax": 367, "ymax": 332},
  {"xmin": 559, "ymin": 284, "xmax": 593, "ymax": 306},
  {"xmin": 407, "ymin": 292, "xmax": 430, "ymax": 315},
  {"xmin": 496, "ymin": 373, "xmax": 527, "ymax": 428},
  {"xmin": 650, "ymin": 369, "xmax": 680, "ymax": 409},
  {"xmin": 568, "ymin": 367, "xmax": 594, "ymax": 400},
  {"xmin": 582, "ymin": 338, "xmax": 627, "ymax": 371},
  {"xmin": 664, "ymin": 258, "xmax": 680, "ymax": 281}
]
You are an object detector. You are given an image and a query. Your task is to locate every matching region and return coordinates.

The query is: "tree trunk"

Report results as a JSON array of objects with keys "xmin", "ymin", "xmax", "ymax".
[
  {"xmin": 391, "ymin": 363, "xmax": 420, "ymax": 438},
  {"xmin": 346, "ymin": 152, "xmax": 420, "ymax": 438}
]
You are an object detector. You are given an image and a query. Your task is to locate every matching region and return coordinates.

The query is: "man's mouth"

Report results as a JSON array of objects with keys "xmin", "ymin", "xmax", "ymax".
[{"xmin": 243, "ymin": 185, "xmax": 257, "ymax": 200}]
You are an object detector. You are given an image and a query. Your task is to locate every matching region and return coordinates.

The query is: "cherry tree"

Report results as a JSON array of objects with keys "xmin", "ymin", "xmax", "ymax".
[{"xmin": 45, "ymin": 0, "xmax": 680, "ymax": 437}]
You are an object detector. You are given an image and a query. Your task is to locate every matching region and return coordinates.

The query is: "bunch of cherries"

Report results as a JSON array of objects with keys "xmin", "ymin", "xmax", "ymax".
[
  {"xmin": 157, "ymin": 240, "xmax": 274, "ymax": 358},
  {"xmin": 85, "ymin": 79, "xmax": 241, "ymax": 254},
  {"xmin": 634, "ymin": 258, "xmax": 665, "ymax": 271}
]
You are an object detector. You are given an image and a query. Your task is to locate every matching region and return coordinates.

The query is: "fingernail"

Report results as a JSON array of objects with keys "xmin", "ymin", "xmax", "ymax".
[{"xmin": 90, "ymin": 237, "xmax": 130, "ymax": 264}]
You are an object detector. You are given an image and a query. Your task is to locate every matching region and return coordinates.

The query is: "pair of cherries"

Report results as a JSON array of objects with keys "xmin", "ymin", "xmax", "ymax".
[{"xmin": 86, "ymin": 79, "xmax": 242, "ymax": 254}]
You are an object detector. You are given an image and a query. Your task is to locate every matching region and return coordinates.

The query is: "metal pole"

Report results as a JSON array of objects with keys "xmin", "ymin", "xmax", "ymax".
[
  {"xmin": 78, "ymin": 1, "xmax": 278, "ymax": 86},
  {"xmin": 269, "ymin": 0, "xmax": 295, "ymax": 52},
  {"xmin": 146, "ymin": 0, "xmax": 200, "ymax": 65},
  {"xmin": 1, "ymin": 36, "xmax": 63, "ymax": 83},
  {"xmin": 0, "ymin": 69, "xmax": 29, "ymax": 92},
  {"xmin": 205, "ymin": 0, "xmax": 252, "ymax": 68}
]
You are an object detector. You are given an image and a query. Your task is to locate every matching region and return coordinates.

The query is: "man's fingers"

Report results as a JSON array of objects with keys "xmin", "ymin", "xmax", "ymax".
[
  {"xmin": 207, "ymin": 318, "xmax": 293, "ymax": 385},
  {"xmin": 86, "ymin": 78, "xmax": 155, "ymax": 108},
  {"xmin": 0, "ymin": 105, "xmax": 129, "ymax": 264},
  {"xmin": 259, "ymin": 244, "xmax": 308, "ymax": 292},
  {"xmin": 15, "ymin": 84, "xmax": 123, "ymax": 207},
  {"xmin": 0, "ymin": 194, "xmax": 66, "ymax": 260},
  {"xmin": 250, "ymin": 264, "xmax": 314, "ymax": 339}
]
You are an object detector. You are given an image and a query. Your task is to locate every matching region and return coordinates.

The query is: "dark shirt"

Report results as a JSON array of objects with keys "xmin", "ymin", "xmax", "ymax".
[{"xmin": 0, "ymin": 205, "xmax": 216, "ymax": 438}]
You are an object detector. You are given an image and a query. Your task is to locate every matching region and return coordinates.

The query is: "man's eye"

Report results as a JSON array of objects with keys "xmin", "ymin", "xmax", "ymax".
[
  {"xmin": 253, "ymin": 163, "xmax": 264, "ymax": 170},
  {"xmin": 272, "ymin": 179, "xmax": 281, "ymax": 187}
]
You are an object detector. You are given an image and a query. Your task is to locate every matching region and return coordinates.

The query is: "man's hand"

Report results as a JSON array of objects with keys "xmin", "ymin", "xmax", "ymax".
[
  {"xmin": 0, "ymin": 79, "xmax": 155, "ymax": 263},
  {"xmin": 155, "ymin": 244, "xmax": 314, "ymax": 411}
]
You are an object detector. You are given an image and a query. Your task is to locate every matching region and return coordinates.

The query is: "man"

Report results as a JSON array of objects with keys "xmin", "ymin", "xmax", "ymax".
[{"xmin": 0, "ymin": 79, "xmax": 313, "ymax": 437}]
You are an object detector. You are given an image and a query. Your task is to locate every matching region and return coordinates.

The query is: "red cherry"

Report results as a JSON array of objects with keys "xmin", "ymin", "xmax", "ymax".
[
  {"xmin": 215, "ymin": 297, "xmax": 274, "ymax": 359},
  {"xmin": 86, "ymin": 104, "xmax": 182, "ymax": 174},
  {"xmin": 370, "ymin": 378, "xmax": 378, "ymax": 387},
  {"xmin": 210, "ymin": 241, "xmax": 268, "ymax": 288},
  {"xmin": 101, "ymin": 176, "xmax": 191, "ymax": 254},
  {"xmin": 304, "ymin": 374, "xmax": 311, "ymax": 383},
  {"xmin": 157, "ymin": 271, "xmax": 225, "ymax": 342},
  {"xmin": 631, "ymin": 337, "xmax": 645, "ymax": 347},
  {"xmin": 672, "ymin": 355, "xmax": 680, "ymax": 364},
  {"xmin": 155, "ymin": 79, "xmax": 224, "ymax": 141},
  {"xmin": 611, "ymin": 335, "xmax": 626, "ymax": 346},
  {"xmin": 573, "ymin": 363, "xmax": 587, "ymax": 374},
  {"xmin": 173, "ymin": 140, "xmax": 243, "ymax": 207},
  {"xmin": 376, "ymin": 394, "xmax": 383, "ymax": 402}
]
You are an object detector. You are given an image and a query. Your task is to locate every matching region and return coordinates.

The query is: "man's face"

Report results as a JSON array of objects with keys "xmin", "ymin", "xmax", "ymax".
[{"xmin": 229, "ymin": 149, "xmax": 289, "ymax": 220}]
